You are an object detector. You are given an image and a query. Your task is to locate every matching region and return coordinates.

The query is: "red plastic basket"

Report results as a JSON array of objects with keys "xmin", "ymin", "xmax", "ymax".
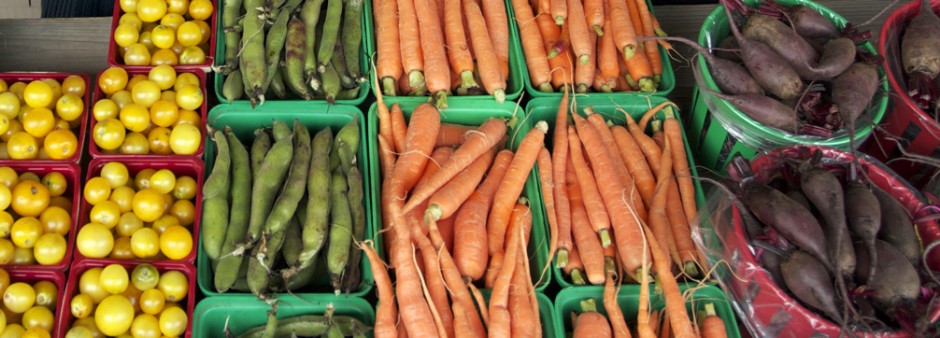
[
  {"xmin": 864, "ymin": 0, "xmax": 940, "ymax": 188},
  {"xmin": 89, "ymin": 68, "xmax": 207, "ymax": 159},
  {"xmin": 724, "ymin": 145, "xmax": 939, "ymax": 337},
  {"xmin": 0, "ymin": 72, "xmax": 90, "ymax": 164},
  {"xmin": 106, "ymin": 0, "xmax": 218, "ymax": 72},
  {"xmin": 75, "ymin": 158, "xmax": 204, "ymax": 264},
  {"xmin": 4, "ymin": 269, "xmax": 67, "ymax": 337},
  {"xmin": 0, "ymin": 163, "xmax": 80, "ymax": 272},
  {"xmin": 56, "ymin": 259, "xmax": 196, "ymax": 338}
]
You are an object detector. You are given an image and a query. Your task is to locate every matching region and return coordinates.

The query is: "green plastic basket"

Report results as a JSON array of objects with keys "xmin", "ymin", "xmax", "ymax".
[
  {"xmin": 365, "ymin": 100, "xmax": 551, "ymax": 291},
  {"xmin": 512, "ymin": 0, "xmax": 674, "ymax": 99},
  {"xmin": 197, "ymin": 101, "xmax": 374, "ymax": 297},
  {"xmin": 690, "ymin": 0, "xmax": 889, "ymax": 174},
  {"xmin": 212, "ymin": 0, "xmax": 374, "ymax": 106},
  {"xmin": 554, "ymin": 284, "xmax": 741, "ymax": 337},
  {"xmin": 367, "ymin": 7, "xmax": 524, "ymax": 105},
  {"xmin": 193, "ymin": 295, "xmax": 376, "ymax": 337},
  {"xmin": 525, "ymin": 96, "xmax": 705, "ymax": 288}
]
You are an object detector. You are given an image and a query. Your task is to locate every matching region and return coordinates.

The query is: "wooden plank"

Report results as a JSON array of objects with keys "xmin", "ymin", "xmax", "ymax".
[
  {"xmin": 0, "ymin": 17, "xmax": 111, "ymax": 75},
  {"xmin": 0, "ymin": 0, "xmax": 42, "ymax": 19}
]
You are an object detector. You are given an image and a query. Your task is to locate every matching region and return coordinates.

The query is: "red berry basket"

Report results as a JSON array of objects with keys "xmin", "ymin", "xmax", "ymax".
[
  {"xmin": 863, "ymin": 0, "xmax": 940, "ymax": 189},
  {"xmin": 106, "ymin": 0, "xmax": 218, "ymax": 72},
  {"xmin": 698, "ymin": 145, "xmax": 940, "ymax": 337},
  {"xmin": 56, "ymin": 259, "xmax": 196, "ymax": 338},
  {"xmin": 0, "ymin": 162, "xmax": 80, "ymax": 272},
  {"xmin": 0, "ymin": 72, "xmax": 90, "ymax": 164},
  {"xmin": 89, "ymin": 68, "xmax": 207, "ymax": 159},
  {"xmin": 74, "ymin": 158, "xmax": 204, "ymax": 264},
  {"xmin": 4, "ymin": 269, "xmax": 67, "ymax": 337}
]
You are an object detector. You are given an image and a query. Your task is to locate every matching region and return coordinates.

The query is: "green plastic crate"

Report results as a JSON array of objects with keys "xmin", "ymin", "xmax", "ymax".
[
  {"xmin": 197, "ymin": 101, "xmax": 374, "ymax": 297},
  {"xmin": 512, "ymin": 0, "xmax": 674, "ymax": 99},
  {"xmin": 367, "ymin": 8, "xmax": 524, "ymax": 105},
  {"xmin": 365, "ymin": 100, "xmax": 551, "ymax": 291},
  {"xmin": 525, "ymin": 96, "xmax": 705, "ymax": 288},
  {"xmin": 193, "ymin": 295, "xmax": 375, "ymax": 337},
  {"xmin": 554, "ymin": 284, "xmax": 741, "ymax": 337},
  {"xmin": 212, "ymin": 0, "xmax": 374, "ymax": 106},
  {"xmin": 690, "ymin": 0, "xmax": 888, "ymax": 174}
]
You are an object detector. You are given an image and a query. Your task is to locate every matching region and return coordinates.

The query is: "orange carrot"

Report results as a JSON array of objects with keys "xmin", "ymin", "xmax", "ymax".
[
  {"xmin": 390, "ymin": 104, "xmax": 441, "ymax": 201},
  {"xmin": 642, "ymin": 217, "xmax": 695, "ymax": 338},
  {"xmin": 701, "ymin": 304, "xmax": 728, "ymax": 338},
  {"xmin": 415, "ymin": 0, "xmax": 451, "ymax": 107},
  {"xmin": 453, "ymin": 150, "xmax": 514, "ymax": 281},
  {"xmin": 634, "ymin": 0, "xmax": 662, "ymax": 77},
  {"xmin": 537, "ymin": 14, "xmax": 563, "ymax": 58},
  {"xmin": 425, "ymin": 217, "xmax": 486, "ymax": 337},
  {"xmin": 536, "ymin": 147, "xmax": 559, "ymax": 281},
  {"xmin": 584, "ymin": 0, "xmax": 604, "ymax": 35},
  {"xmin": 538, "ymin": 0, "xmax": 550, "ymax": 14},
  {"xmin": 484, "ymin": 250, "xmax": 503, "ymax": 288},
  {"xmin": 636, "ymin": 264, "xmax": 656, "ymax": 338},
  {"xmin": 406, "ymin": 118, "xmax": 507, "ymax": 213},
  {"xmin": 379, "ymin": 135, "xmax": 398, "ymax": 253},
  {"xmin": 573, "ymin": 299, "xmax": 612, "ymax": 338},
  {"xmin": 598, "ymin": 17, "xmax": 619, "ymax": 81},
  {"xmin": 553, "ymin": 90, "xmax": 573, "ymax": 268},
  {"xmin": 409, "ymin": 218, "xmax": 454, "ymax": 338},
  {"xmin": 481, "ymin": 0, "xmax": 510, "ymax": 80},
  {"xmin": 451, "ymin": 301, "xmax": 473, "ymax": 338},
  {"xmin": 399, "ymin": 322, "xmax": 410, "ymax": 338},
  {"xmin": 566, "ymin": 126, "xmax": 612, "ymax": 247},
  {"xmin": 361, "ymin": 240, "xmax": 398, "ymax": 338},
  {"xmin": 438, "ymin": 215, "xmax": 455, "ymax": 251},
  {"xmin": 464, "ymin": 0, "xmax": 506, "ymax": 102},
  {"xmin": 666, "ymin": 180, "xmax": 698, "ymax": 275},
  {"xmin": 624, "ymin": 112, "xmax": 661, "ymax": 174},
  {"xmin": 397, "ymin": 0, "xmax": 426, "ymax": 95},
  {"xmin": 376, "ymin": 0, "xmax": 403, "ymax": 96},
  {"xmin": 648, "ymin": 159, "xmax": 674, "ymax": 270},
  {"xmin": 585, "ymin": 108, "xmax": 647, "ymax": 222},
  {"xmin": 509, "ymin": 244, "xmax": 536, "ymax": 338},
  {"xmin": 387, "ymin": 205, "xmax": 439, "ymax": 338},
  {"xmin": 551, "ymin": 0, "xmax": 567, "ymax": 24},
  {"xmin": 575, "ymin": 33, "xmax": 598, "ymax": 92},
  {"xmin": 572, "ymin": 112, "xmax": 651, "ymax": 280},
  {"xmin": 607, "ymin": 0, "xmax": 639, "ymax": 60},
  {"xmin": 604, "ymin": 273, "xmax": 632, "ymax": 338},
  {"xmin": 623, "ymin": 0, "xmax": 643, "ymax": 33},
  {"xmin": 664, "ymin": 110, "xmax": 697, "ymax": 231},
  {"xmin": 434, "ymin": 0, "xmax": 444, "ymax": 25},
  {"xmin": 637, "ymin": 101, "xmax": 674, "ymax": 132},
  {"xmin": 564, "ymin": 236, "xmax": 586, "ymax": 285},
  {"xmin": 566, "ymin": 0, "xmax": 593, "ymax": 65},
  {"xmin": 568, "ymin": 163, "xmax": 606, "ymax": 285},
  {"xmin": 593, "ymin": 70, "xmax": 612, "ymax": 92},
  {"xmin": 652, "ymin": 122, "xmax": 665, "ymax": 149},
  {"xmin": 436, "ymin": 123, "xmax": 473, "ymax": 147},
  {"xmin": 376, "ymin": 73, "xmax": 395, "ymax": 145},
  {"xmin": 624, "ymin": 45, "xmax": 656, "ymax": 92},
  {"xmin": 659, "ymin": 311, "xmax": 671, "ymax": 338},
  {"xmin": 510, "ymin": 0, "xmax": 552, "ymax": 91},
  {"xmin": 444, "ymin": 0, "xmax": 478, "ymax": 95},
  {"xmin": 426, "ymin": 146, "xmax": 497, "ymax": 221},
  {"xmin": 610, "ymin": 125, "xmax": 655, "ymax": 205},
  {"xmin": 617, "ymin": 56, "xmax": 632, "ymax": 91},
  {"xmin": 390, "ymin": 103, "xmax": 408, "ymax": 153},
  {"xmin": 486, "ymin": 122, "xmax": 547, "ymax": 255},
  {"xmin": 378, "ymin": 135, "xmax": 397, "ymax": 182},
  {"xmin": 514, "ymin": 218, "xmax": 541, "ymax": 338},
  {"xmin": 552, "ymin": 50, "xmax": 575, "ymax": 89},
  {"xmin": 407, "ymin": 147, "xmax": 454, "ymax": 232},
  {"xmin": 488, "ymin": 202, "xmax": 528, "ymax": 337}
]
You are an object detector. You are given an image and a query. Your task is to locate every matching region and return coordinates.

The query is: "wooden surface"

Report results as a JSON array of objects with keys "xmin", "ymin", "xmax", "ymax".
[{"xmin": 0, "ymin": 0, "xmax": 905, "ymax": 109}]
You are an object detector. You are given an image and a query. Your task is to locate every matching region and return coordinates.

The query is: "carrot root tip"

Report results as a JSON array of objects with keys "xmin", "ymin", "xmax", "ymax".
[
  {"xmin": 598, "ymin": 229, "xmax": 612, "ymax": 248},
  {"xmin": 571, "ymin": 269, "xmax": 586, "ymax": 285},
  {"xmin": 555, "ymin": 16, "xmax": 565, "ymax": 26},
  {"xmin": 408, "ymin": 70, "xmax": 427, "ymax": 94},
  {"xmin": 593, "ymin": 25, "xmax": 604, "ymax": 36},
  {"xmin": 381, "ymin": 77, "xmax": 398, "ymax": 96},
  {"xmin": 537, "ymin": 83, "xmax": 554, "ymax": 92},
  {"xmin": 432, "ymin": 91, "xmax": 448, "ymax": 109},
  {"xmin": 576, "ymin": 84, "xmax": 589, "ymax": 93},
  {"xmin": 579, "ymin": 54, "xmax": 590, "ymax": 65},
  {"xmin": 600, "ymin": 84, "xmax": 612, "ymax": 93},
  {"xmin": 556, "ymin": 249, "xmax": 569, "ymax": 269},
  {"xmin": 623, "ymin": 45, "xmax": 637, "ymax": 60}
]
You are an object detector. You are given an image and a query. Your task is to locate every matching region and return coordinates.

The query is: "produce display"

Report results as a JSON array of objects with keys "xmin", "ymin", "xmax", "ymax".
[
  {"xmin": 202, "ymin": 118, "xmax": 365, "ymax": 296},
  {"xmin": 513, "ymin": 0, "xmax": 670, "ymax": 93},
  {"xmin": 0, "ymin": 269, "xmax": 61, "ymax": 337},
  {"xmin": 0, "ymin": 75, "xmax": 87, "ymax": 161},
  {"xmin": 77, "ymin": 161, "xmax": 198, "ymax": 261},
  {"xmin": 92, "ymin": 66, "xmax": 205, "ymax": 156},
  {"xmin": 565, "ymin": 297, "xmax": 729, "ymax": 338},
  {"xmin": 216, "ymin": 0, "xmax": 366, "ymax": 105},
  {"xmin": 112, "ymin": 0, "xmax": 215, "ymax": 66},
  {"xmin": 0, "ymin": 166, "xmax": 76, "ymax": 267}
]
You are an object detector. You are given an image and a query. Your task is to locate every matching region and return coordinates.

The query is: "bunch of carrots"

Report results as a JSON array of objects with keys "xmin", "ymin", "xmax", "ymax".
[
  {"xmin": 512, "ymin": 0, "xmax": 669, "ymax": 93},
  {"xmin": 571, "ymin": 297, "xmax": 728, "ymax": 338},
  {"xmin": 362, "ymin": 77, "xmax": 549, "ymax": 337},
  {"xmin": 372, "ymin": 0, "xmax": 511, "ymax": 107}
]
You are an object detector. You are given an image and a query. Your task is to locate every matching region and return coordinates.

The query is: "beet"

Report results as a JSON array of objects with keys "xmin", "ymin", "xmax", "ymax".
[
  {"xmin": 785, "ymin": 190, "xmax": 812, "ymax": 210},
  {"xmin": 790, "ymin": 5, "xmax": 840, "ymax": 40},
  {"xmin": 902, "ymin": 0, "xmax": 940, "ymax": 79},
  {"xmin": 702, "ymin": 88, "xmax": 799, "ymax": 133},
  {"xmin": 845, "ymin": 182, "xmax": 882, "ymax": 285},
  {"xmin": 656, "ymin": 36, "xmax": 763, "ymax": 95},
  {"xmin": 742, "ymin": 14, "xmax": 820, "ymax": 70},
  {"xmin": 716, "ymin": 36, "xmax": 742, "ymax": 63},
  {"xmin": 780, "ymin": 250, "xmax": 843, "ymax": 322},
  {"xmin": 831, "ymin": 62, "xmax": 880, "ymax": 127},
  {"xmin": 873, "ymin": 187, "xmax": 921, "ymax": 266},
  {"xmin": 801, "ymin": 168, "xmax": 856, "ymax": 278},
  {"xmin": 855, "ymin": 240, "xmax": 920, "ymax": 312},
  {"xmin": 742, "ymin": 180, "xmax": 830, "ymax": 268}
]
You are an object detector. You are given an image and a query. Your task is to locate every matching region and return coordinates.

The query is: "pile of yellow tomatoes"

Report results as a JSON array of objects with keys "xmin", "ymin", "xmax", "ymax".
[
  {"xmin": 0, "ymin": 167, "xmax": 72, "ymax": 267},
  {"xmin": 0, "ymin": 268, "xmax": 59, "ymax": 338},
  {"xmin": 0, "ymin": 76, "xmax": 85, "ymax": 160},
  {"xmin": 114, "ymin": 0, "xmax": 214, "ymax": 66}
]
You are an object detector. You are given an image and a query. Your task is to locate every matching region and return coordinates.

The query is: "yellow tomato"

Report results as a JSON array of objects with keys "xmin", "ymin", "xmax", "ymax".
[
  {"xmin": 136, "ymin": 0, "xmax": 167, "ymax": 23},
  {"xmin": 138, "ymin": 30, "xmax": 154, "ymax": 50},
  {"xmin": 39, "ymin": 206, "xmax": 70, "ymax": 235},
  {"xmin": 7, "ymin": 132, "xmax": 37, "ymax": 159},
  {"xmin": 92, "ymin": 99, "xmax": 118, "ymax": 122},
  {"xmin": 111, "ymin": 188, "xmax": 136, "ymax": 214},
  {"xmin": 131, "ymin": 314, "xmax": 160, "ymax": 338},
  {"xmin": 22, "ymin": 108, "xmax": 55, "ymax": 138},
  {"xmin": 148, "ymin": 169, "xmax": 176, "ymax": 195},
  {"xmin": 166, "ymin": 0, "xmax": 189, "ymax": 14},
  {"xmin": 135, "ymin": 169, "xmax": 155, "ymax": 190},
  {"xmin": 123, "ymin": 43, "xmax": 151, "ymax": 66},
  {"xmin": 3, "ymin": 283, "xmax": 35, "ymax": 313},
  {"xmin": 132, "ymin": 189, "xmax": 165, "ymax": 222},
  {"xmin": 116, "ymin": 212, "xmax": 143, "ymax": 238},
  {"xmin": 147, "ymin": 65, "xmax": 177, "ymax": 91},
  {"xmin": 90, "ymin": 200, "xmax": 121, "ymax": 228},
  {"xmin": 0, "ymin": 185, "xmax": 9, "ymax": 210},
  {"xmin": 11, "ymin": 217, "xmax": 42, "ymax": 248},
  {"xmin": 94, "ymin": 295, "xmax": 134, "ymax": 336},
  {"xmin": 120, "ymin": 103, "xmax": 150, "ymax": 133},
  {"xmin": 83, "ymin": 177, "xmax": 112, "ymax": 205},
  {"xmin": 31, "ymin": 281, "xmax": 56, "ymax": 310},
  {"xmin": 169, "ymin": 123, "xmax": 200, "ymax": 155},
  {"xmin": 1, "ymin": 120, "xmax": 23, "ymax": 143},
  {"xmin": 55, "ymin": 93, "xmax": 84, "ymax": 121},
  {"xmin": 159, "ymin": 226, "xmax": 191, "ymax": 260},
  {"xmin": 193, "ymin": 20, "xmax": 211, "ymax": 44},
  {"xmin": 111, "ymin": 91, "xmax": 134, "ymax": 111},
  {"xmin": 11, "ymin": 180, "xmax": 49, "ymax": 217},
  {"xmin": 70, "ymin": 317, "xmax": 103, "ymax": 338},
  {"xmin": 119, "ymin": 12, "xmax": 142, "ymax": 31},
  {"xmin": 147, "ymin": 127, "xmax": 172, "ymax": 155},
  {"xmin": 126, "ymin": 75, "xmax": 148, "ymax": 92},
  {"xmin": 188, "ymin": 0, "xmax": 213, "ymax": 21},
  {"xmin": 23, "ymin": 81, "xmax": 53, "ymax": 109},
  {"xmin": 33, "ymin": 233, "xmax": 66, "ymax": 265},
  {"xmin": 169, "ymin": 200, "xmax": 195, "ymax": 227},
  {"xmin": 178, "ymin": 46, "xmax": 205, "ymax": 65},
  {"xmin": 150, "ymin": 25, "xmax": 175, "ymax": 50},
  {"xmin": 110, "ymin": 236, "xmax": 134, "ymax": 259},
  {"xmin": 148, "ymin": 100, "xmax": 178, "ymax": 128},
  {"xmin": 158, "ymin": 306, "xmax": 187, "ymax": 337},
  {"xmin": 0, "ymin": 324, "xmax": 23, "ymax": 338},
  {"xmin": 120, "ymin": 132, "xmax": 150, "ymax": 155},
  {"xmin": 131, "ymin": 264, "xmax": 160, "ymax": 291},
  {"xmin": 9, "ymin": 248, "xmax": 30, "ymax": 265},
  {"xmin": 0, "ymin": 93, "xmax": 20, "ymax": 119},
  {"xmin": 70, "ymin": 294, "xmax": 95, "ymax": 319},
  {"xmin": 21, "ymin": 327, "xmax": 50, "ymax": 338},
  {"xmin": 114, "ymin": 24, "xmax": 139, "ymax": 48},
  {"xmin": 93, "ymin": 118, "xmax": 126, "ymax": 151},
  {"xmin": 159, "ymin": 90, "xmax": 175, "ymax": 103},
  {"xmin": 100, "ymin": 264, "xmax": 129, "ymax": 295},
  {"xmin": 79, "ymin": 268, "xmax": 109, "ymax": 303},
  {"xmin": 0, "ymin": 168, "xmax": 14, "ymax": 189},
  {"xmin": 43, "ymin": 129, "xmax": 78, "ymax": 160},
  {"xmin": 130, "ymin": 228, "xmax": 160, "ymax": 258},
  {"xmin": 130, "ymin": 80, "xmax": 161, "ymax": 108},
  {"xmin": 150, "ymin": 49, "xmax": 179, "ymax": 66},
  {"xmin": 22, "ymin": 305, "xmax": 53, "ymax": 331},
  {"xmin": 76, "ymin": 223, "xmax": 114, "ymax": 259},
  {"xmin": 62, "ymin": 75, "xmax": 86, "ymax": 96},
  {"xmin": 119, "ymin": 0, "xmax": 139, "ymax": 13},
  {"xmin": 159, "ymin": 13, "xmax": 185, "ymax": 30},
  {"xmin": 63, "ymin": 326, "xmax": 95, "ymax": 338},
  {"xmin": 174, "ymin": 109, "xmax": 200, "ymax": 127},
  {"xmin": 176, "ymin": 22, "xmax": 202, "ymax": 47},
  {"xmin": 138, "ymin": 289, "xmax": 164, "ymax": 315},
  {"xmin": 100, "ymin": 162, "xmax": 129, "ymax": 189},
  {"xmin": 156, "ymin": 270, "xmax": 187, "ymax": 302}
]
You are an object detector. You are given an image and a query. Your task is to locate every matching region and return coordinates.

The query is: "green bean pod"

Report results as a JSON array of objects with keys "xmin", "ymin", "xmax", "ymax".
[
  {"xmin": 271, "ymin": 119, "xmax": 292, "ymax": 141},
  {"xmin": 261, "ymin": 120, "xmax": 312, "ymax": 242},
  {"xmin": 342, "ymin": 0, "xmax": 363, "ymax": 82},
  {"xmin": 317, "ymin": 0, "xmax": 344, "ymax": 73},
  {"xmin": 284, "ymin": 16, "xmax": 314, "ymax": 100},
  {"xmin": 268, "ymin": 66, "xmax": 288, "ymax": 100},
  {"xmin": 282, "ymin": 216, "xmax": 303, "ymax": 266},
  {"xmin": 301, "ymin": 0, "xmax": 326, "ymax": 83},
  {"xmin": 336, "ymin": 141, "xmax": 356, "ymax": 174},
  {"xmin": 250, "ymin": 129, "xmax": 272, "ymax": 180},
  {"xmin": 246, "ymin": 134, "xmax": 294, "ymax": 245},
  {"xmin": 261, "ymin": 0, "xmax": 303, "ymax": 93},
  {"xmin": 221, "ymin": 0, "xmax": 243, "ymax": 73},
  {"xmin": 328, "ymin": 117, "xmax": 360, "ymax": 170},
  {"xmin": 326, "ymin": 323, "xmax": 343, "ymax": 338},
  {"xmin": 231, "ymin": 276, "xmax": 250, "ymax": 292},
  {"xmin": 202, "ymin": 131, "xmax": 231, "ymax": 199},
  {"xmin": 327, "ymin": 170, "xmax": 352, "ymax": 292},
  {"xmin": 235, "ymin": 315, "xmax": 369, "ymax": 338},
  {"xmin": 201, "ymin": 131, "xmax": 231, "ymax": 262},
  {"xmin": 213, "ymin": 128, "xmax": 252, "ymax": 292},
  {"xmin": 340, "ymin": 166, "xmax": 365, "ymax": 293},
  {"xmin": 260, "ymin": 307, "xmax": 278, "ymax": 338},
  {"xmin": 246, "ymin": 227, "xmax": 285, "ymax": 295},
  {"xmin": 336, "ymin": 87, "xmax": 360, "ymax": 100},
  {"xmin": 283, "ymin": 258, "xmax": 316, "ymax": 290},
  {"xmin": 320, "ymin": 61, "xmax": 341, "ymax": 104},
  {"xmin": 222, "ymin": 70, "xmax": 244, "ymax": 103},
  {"xmin": 331, "ymin": 34, "xmax": 357, "ymax": 90},
  {"xmin": 240, "ymin": 5, "xmax": 267, "ymax": 106},
  {"xmin": 297, "ymin": 128, "xmax": 333, "ymax": 270}
]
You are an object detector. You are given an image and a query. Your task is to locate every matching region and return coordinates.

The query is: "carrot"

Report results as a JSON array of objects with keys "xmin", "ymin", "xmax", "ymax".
[
  {"xmin": 408, "ymin": 218, "xmax": 454, "ymax": 338},
  {"xmin": 663, "ymin": 110, "xmax": 697, "ymax": 231},
  {"xmin": 536, "ymin": 147, "xmax": 559, "ymax": 282},
  {"xmin": 551, "ymin": 0, "xmax": 567, "ymax": 25},
  {"xmin": 376, "ymin": 73, "xmax": 395, "ymax": 145},
  {"xmin": 598, "ymin": 17, "xmax": 619, "ymax": 80},
  {"xmin": 514, "ymin": 218, "xmax": 542, "ymax": 338},
  {"xmin": 585, "ymin": 108, "xmax": 647, "ymax": 222},
  {"xmin": 443, "ymin": 0, "xmax": 478, "ymax": 96},
  {"xmin": 636, "ymin": 265, "xmax": 656, "ymax": 338},
  {"xmin": 391, "ymin": 103, "xmax": 408, "ymax": 153},
  {"xmin": 608, "ymin": 0, "xmax": 639, "ymax": 60},
  {"xmin": 390, "ymin": 104, "xmax": 441, "ymax": 203},
  {"xmin": 568, "ymin": 163, "xmax": 607, "ymax": 285},
  {"xmin": 564, "ymin": 238, "xmax": 586, "ymax": 285},
  {"xmin": 624, "ymin": 112, "xmax": 662, "ymax": 174},
  {"xmin": 405, "ymin": 118, "xmax": 507, "ymax": 213},
  {"xmin": 378, "ymin": 135, "xmax": 397, "ymax": 181},
  {"xmin": 438, "ymin": 215, "xmax": 455, "ymax": 251},
  {"xmin": 387, "ymin": 205, "xmax": 439, "ymax": 338},
  {"xmin": 451, "ymin": 301, "xmax": 473, "ymax": 338},
  {"xmin": 701, "ymin": 304, "xmax": 728, "ymax": 338},
  {"xmin": 572, "ymin": 112, "xmax": 650, "ymax": 280},
  {"xmin": 552, "ymin": 50, "xmax": 576, "ymax": 89},
  {"xmin": 610, "ymin": 125, "xmax": 655, "ymax": 205},
  {"xmin": 553, "ymin": 90, "xmax": 573, "ymax": 268},
  {"xmin": 511, "ymin": 0, "xmax": 552, "ymax": 91},
  {"xmin": 361, "ymin": 240, "xmax": 398, "ymax": 338},
  {"xmin": 425, "ymin": 217, "xmax": 486, "ymax": 337},
  {"xmin": 379, "ymin": 135, "xmax": 398, "ymax": 253},
  {"xmin": 584, "ymin": 0, "xmax": 605, "ymax": 35},
  {"xmin": 434, "ymin": 0, "xmax": 444, "ymax": 25},
  {"xmin": 617, "ymin": 56, "xmax": 632, "ymax": 91},
  {"xmin": 604, "ymin": 272, "xmax": 632, "ymax": 338},
  {"xmin": 573, "ymin": 299, "xmax": 612, "ymax": 338},
  {"xmin": 659, "ymin": 311, "xmax": 671, "ymax": 338},
  {"xmin": 509, "ymin": 243, "xmax": 536, "ymax": 338},
  {"xmin": 566, "ymin": 0, "xmax": 593, "ymax": 65},
  {"xmin": 634, "ymin": 0, "xmax": 662, "ymax": 77},
  {"xmin": 666, "ymin": 180, "xmax": 698, "ymax": 275},
  {"xmin": 484, "ymin": 250, "xmax": 503, "ymax": 288},
  {"xmin": 415, "ymin": 0, "xmax": 451, "ymax": 107},
  {"xmin": 538, "ymin": 0, "xmax": 550, "ymax": 14},
  {"xmin": 486, "ymin": 122, "xmax": 547, "ymax": 255},
  {"xmin": 407, "ymin": 147, "xmax": 454, "ymax": 233},
  {"xmin": 399, "ymin": 322, "xmax": 410, "ymax": 338},
  {"xmin": 453, "ymin": 150, "xmax": 514, "ymax": 281},
  {"xmin": 488, "ymin": 202, "xmax": 528, "ymax": 337},
  {"xmin": 624, "ymin": 45, "xmax": 656, "ymax": 92},
  {"xmin": 575, "ymin": 33, "xmax": 598, "ymax": 92},
  {"xmin": 537, "ymin": 14, "xmax": 563, "ymax": 59},
  {"xmin": 652, "ymin": 122, "xmax": 665, "ymax": 149},
  {"xmin": 376, "ymin": 0, "xmax": 403, "ymax": 96},
  {"xmin": 436, "ymin": 123, "xmax": 474, "ymax": 147},
  {"xmin": 426, "ymin": 146, "xmax": 498, "ymax": 221},
  {"xmin": 397, "ymin": 0, "xmax": 426, "ymax": 95},
  {"xmin": 464, "ymin": 0, "xmax": 506, "ymax": 102},
  {"xmin": 481, "ymin": 0, "xmax": 510, "ymax": 80},
  {"xmin": 637, "ymin": 102, "xmax": 675, "ymax": 132},
  {"xmin": 593, "ymin": 70, "xmax": 611, "ymax": 92},
  {"xmin": 566, "ymin": 126, "xmax": 612, "ymax": 247},
  {"xmin": 642, "ymin": 223, "xmax": 695, "ymax": 338},
  {"xmin": 648, "ymin": 158, "xmax": 674, "ymax": 270}
]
